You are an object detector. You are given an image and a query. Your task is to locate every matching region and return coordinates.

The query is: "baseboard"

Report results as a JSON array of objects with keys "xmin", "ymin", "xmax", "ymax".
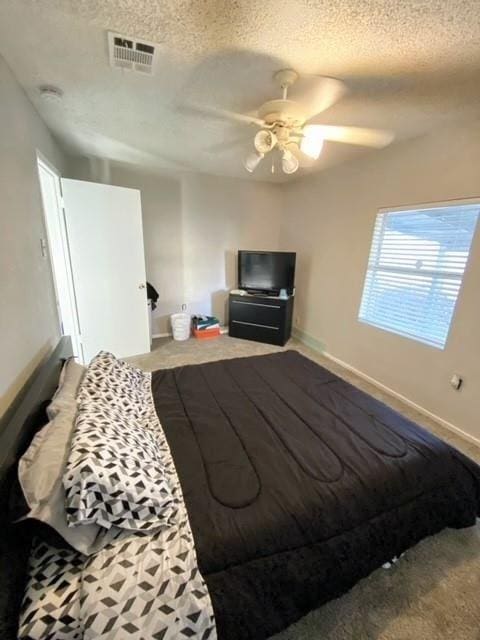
[
  {"xmin": 153, "ymin": 326, "xmax": 229, "ymax": 339},
  {"xmin": 293, "ymin": 328, "xmax": 480, "ymax": 448},
  {"xmin": 292, "ymin": 327, "xmax": 326, "ymax": 353}
]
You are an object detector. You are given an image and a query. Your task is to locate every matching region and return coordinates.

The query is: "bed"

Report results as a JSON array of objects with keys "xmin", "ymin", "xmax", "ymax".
[{"xmin": 1, "ymin": 338, "xmax": 479, "ymax": 640}]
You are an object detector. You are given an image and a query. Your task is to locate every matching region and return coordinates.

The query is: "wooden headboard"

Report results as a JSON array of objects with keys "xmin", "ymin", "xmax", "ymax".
[{"xmin": 0, "ymin": 336, "xmax": 73, "ymax": 640}]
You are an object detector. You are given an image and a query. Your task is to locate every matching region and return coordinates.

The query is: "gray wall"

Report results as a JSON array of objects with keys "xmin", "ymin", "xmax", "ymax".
[
  {"xmin": 0, "ymin": 55, "xmax": 66, "ymax": 417},
  {"xmin": 280, "ymin": 119, "xmax": 480, "ymax": 442},
  {"xmin": 106, "ymin": 166, "xmax": 282, "ymax": 334}
]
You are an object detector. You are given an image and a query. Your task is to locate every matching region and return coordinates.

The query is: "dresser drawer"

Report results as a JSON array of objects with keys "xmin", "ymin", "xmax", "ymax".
[
  {"xmin": 229, "ymin": 320, "xmax": 283, "ymax": 345},
  {"xmin": 228, "ymin": 293, "xmax": 294, "ymax": 347},
  {"xmin": 229, "ymin": 298, "xmax": 283, "ymax": 328}
]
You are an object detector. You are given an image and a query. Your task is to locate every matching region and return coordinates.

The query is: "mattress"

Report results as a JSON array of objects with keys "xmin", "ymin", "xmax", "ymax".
[{"xmin": 151, "ymin": 350, "xmax": 480, "ymax": 640}]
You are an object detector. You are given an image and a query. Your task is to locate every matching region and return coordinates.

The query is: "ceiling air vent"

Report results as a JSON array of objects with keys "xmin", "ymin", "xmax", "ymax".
[{"xmin": 108, "ymin": 31, "xmax": 157, "ymax": 75}]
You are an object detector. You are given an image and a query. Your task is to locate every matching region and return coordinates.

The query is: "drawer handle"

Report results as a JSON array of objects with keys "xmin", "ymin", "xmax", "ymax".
[
  {"xmin": 232, "ymin": 320, "xmax": 279, "ymax": 330},
  {"xmin": 232, "ymin": 300, "xmax": 280, "ymax": 309}
]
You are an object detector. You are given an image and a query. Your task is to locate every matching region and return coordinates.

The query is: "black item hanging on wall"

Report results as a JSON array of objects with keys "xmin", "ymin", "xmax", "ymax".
[{"xmin": 146, "ymin": 282, "xmax": 159, "ymax": 310}]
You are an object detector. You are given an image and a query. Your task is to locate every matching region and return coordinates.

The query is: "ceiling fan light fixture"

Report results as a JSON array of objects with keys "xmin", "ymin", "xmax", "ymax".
[
  {"xmin": 244, "ymin": 151, "xmax": 264, "ymax": 173},
  {"xmin": 300, "ymin": 125, "xmax": 324, "ymax": 160},
  {"xmin": 254, "ymin": 130, "xmax": 277, "ymax": 154},
  {"xmin": 281, "ymin": 150, "xmax": 299, "ymax": 174}
]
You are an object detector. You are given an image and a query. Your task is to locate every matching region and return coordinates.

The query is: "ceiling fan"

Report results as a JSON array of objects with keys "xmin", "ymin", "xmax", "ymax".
[{"xmin": 188, "ymin": 69, "xmax": 395, "ymax": 175}]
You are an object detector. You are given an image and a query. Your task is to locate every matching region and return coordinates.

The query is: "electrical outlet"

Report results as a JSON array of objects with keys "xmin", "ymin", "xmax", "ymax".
[
  {"xmin": 450, "ymin": 374, "xmax": 463, "ymax": 390},
  {"xmin": 181, "ymin": 303, "xmax": 187, "ymax": 311},
  {"xmin": 295, "ymin": 315, "xmax": 300, "ymax": 326}
]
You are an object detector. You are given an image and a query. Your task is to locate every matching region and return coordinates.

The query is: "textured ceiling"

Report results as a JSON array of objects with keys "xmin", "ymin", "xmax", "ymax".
[{"xmin": 0, "ymin": 0, "xmax": 479, "ymax": 182}]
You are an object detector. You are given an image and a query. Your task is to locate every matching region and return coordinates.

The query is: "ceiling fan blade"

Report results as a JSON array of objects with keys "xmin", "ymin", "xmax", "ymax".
[
  {"xmin": 205, "ymin": 134, "xmax": 253, "ymax": 154},
  {"xmin": 291, "ymin": 75, "xmax": 348, "ymax": 121},
  {"xmin": 155, "ymin": 154, "xmax": 193, "ymax": 169},
  {"xmin": 307, "ymin": 124, "xmax": 395, "ymax": 148},
  {"xmin": 181, "ymin": 103, "xmax": 265, "ymax": 127},
  {"xmin": 286, "ymin": 142, "xmax": 316, "ymax": 167}
]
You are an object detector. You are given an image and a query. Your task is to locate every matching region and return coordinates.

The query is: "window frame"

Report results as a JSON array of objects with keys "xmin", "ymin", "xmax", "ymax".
[{"xmin": 358, "ymin": 197, "xmax": 480, "ymax": 350}]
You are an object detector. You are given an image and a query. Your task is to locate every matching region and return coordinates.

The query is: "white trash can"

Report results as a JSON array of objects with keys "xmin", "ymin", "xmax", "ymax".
[{"xmin": 170, "ymin": 313, "xmax": 191, "ymax": 341}]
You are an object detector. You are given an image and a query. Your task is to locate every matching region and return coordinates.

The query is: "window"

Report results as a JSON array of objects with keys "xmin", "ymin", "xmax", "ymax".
[{"xmin": 358, "ymin": 202, "xmax": 479, "ymax": 349}]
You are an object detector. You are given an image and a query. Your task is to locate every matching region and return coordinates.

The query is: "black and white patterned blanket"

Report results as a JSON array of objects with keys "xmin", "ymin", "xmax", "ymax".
[{"xmin": 18, "ymin": 356, "xmax": 216, "ymax": 640}]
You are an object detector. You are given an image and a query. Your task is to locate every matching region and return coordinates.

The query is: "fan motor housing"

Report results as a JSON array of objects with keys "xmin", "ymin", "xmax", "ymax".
[
  {"xmin": 258, "ymin": 99, "xmax": 305, "ymax": 127},
  {"xmin": 272, "ymin": 124, "xmax": 291, "ymax": 145}
]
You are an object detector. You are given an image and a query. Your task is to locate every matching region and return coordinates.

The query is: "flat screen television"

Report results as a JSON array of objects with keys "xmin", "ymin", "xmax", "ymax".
[{"xmin": 238, "ymin": 250, "xmax": 296, "ymax": 295}]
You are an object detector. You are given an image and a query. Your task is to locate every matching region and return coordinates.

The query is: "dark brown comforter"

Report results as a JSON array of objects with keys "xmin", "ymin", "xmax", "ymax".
[{"xmin": 151, "ymin": 350, "xmax": 480, "ymax": 640}]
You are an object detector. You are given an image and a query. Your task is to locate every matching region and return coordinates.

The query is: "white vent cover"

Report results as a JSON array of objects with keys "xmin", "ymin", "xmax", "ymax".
[{"xmin": 108, "ymin": 31, "xmax": 157, "ymax": 75}]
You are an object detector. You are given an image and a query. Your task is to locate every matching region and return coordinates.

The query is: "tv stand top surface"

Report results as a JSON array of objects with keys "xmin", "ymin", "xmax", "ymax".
[{"xmin": 230, "ymin": 289, "xmax": 295, "ymax": 300}]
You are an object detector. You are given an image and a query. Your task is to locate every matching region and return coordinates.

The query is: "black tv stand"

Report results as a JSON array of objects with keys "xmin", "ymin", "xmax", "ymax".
[{"xmin": 228, "ymin": 291, "xmax": 294, "ymax": 346}]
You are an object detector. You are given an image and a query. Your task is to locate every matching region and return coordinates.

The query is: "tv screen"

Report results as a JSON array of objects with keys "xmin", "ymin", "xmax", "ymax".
[{"xmin": 238, "ymin": 251, "xmax": 296, "ymax": 294}]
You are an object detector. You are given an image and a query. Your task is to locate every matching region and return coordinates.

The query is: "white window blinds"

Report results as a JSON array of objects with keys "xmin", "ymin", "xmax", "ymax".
[{"xmin": 358, "ymin": 203, "xmax": 479, "ymax": 349}]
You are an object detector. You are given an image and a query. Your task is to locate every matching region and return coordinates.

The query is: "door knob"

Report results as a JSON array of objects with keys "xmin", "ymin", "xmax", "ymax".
[{"xmin": 139, "ymin": 283, "xmax": 146, "ymax": 289}]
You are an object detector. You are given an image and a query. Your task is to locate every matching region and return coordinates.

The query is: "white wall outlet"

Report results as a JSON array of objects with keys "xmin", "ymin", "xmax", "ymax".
[{"xmin": 450, "ymin": 374, "xmax": 463, "ymax": 390}]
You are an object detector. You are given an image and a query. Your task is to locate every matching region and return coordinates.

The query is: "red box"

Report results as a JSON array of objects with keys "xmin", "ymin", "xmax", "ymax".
[{"xmin": 193, "ymin": 327, "xmax": 221, "ymax": 340}]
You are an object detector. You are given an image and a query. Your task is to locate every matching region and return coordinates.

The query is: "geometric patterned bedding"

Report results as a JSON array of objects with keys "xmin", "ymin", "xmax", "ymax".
[
  {"xmin": 18, "ymin": 360, "xmax": 217, "ymax": 640},
  {"xmin": 64, "ymin": 353, "xmax": 176, "ymax": 532},
  {"xmin": 19, "ymin": 540, "xmax": 83, "ymax": 639}
]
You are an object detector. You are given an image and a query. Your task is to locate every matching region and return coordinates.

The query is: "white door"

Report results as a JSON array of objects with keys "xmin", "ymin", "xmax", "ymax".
[{"xmin": 61, "ymin": 179, "xmax": 150, "ymax": 363}]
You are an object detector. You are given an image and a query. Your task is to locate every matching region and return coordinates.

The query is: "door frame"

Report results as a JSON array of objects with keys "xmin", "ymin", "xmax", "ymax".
[{"xmin": 36, "ymin": 152, "xmax": 83, "ymax": 361}]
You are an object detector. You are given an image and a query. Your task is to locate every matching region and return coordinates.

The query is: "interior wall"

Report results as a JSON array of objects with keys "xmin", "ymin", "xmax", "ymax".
[
  {"xmin": 280, "ymin": 119, "xmax": 480, "ymax": 441},
  {"xmin": 0, "ymin": 55, "xmax": 66, "ymax": 418},
  {"xmin": 85, "ymin": 164, "xmax": 283, "ymax": 334}
]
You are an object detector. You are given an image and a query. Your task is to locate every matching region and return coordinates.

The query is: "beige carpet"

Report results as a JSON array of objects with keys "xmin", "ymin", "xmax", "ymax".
[{"xmin": 129, "ymin": 335, "xmax": 480, "ymax": 640}]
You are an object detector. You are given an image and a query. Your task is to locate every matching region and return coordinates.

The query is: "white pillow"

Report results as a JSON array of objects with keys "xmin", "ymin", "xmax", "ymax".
[
  {"xmin": 18, "ymin": 409, "xmax": 117, "ymax": 554},
  {"xmin": 47, "ymin": 358, "xmax": 85, "ymax": 420},
  {"xmin": 19, "ymin": 411, "xmax": 73, "ymax": 505}
]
